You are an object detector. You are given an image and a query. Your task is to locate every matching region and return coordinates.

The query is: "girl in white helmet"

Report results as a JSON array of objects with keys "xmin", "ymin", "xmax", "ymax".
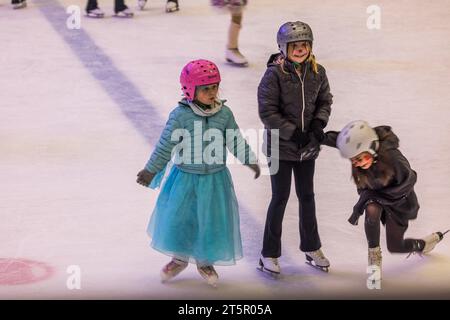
[{"xmin": 324, "ymin": 121, "xmax": 447, "ymax": 280}]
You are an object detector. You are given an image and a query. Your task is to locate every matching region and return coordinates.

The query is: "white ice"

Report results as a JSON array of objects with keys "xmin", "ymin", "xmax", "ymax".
[{"xmin": 1, "ymin": 0, "xmax": 449, "ymax": 299}]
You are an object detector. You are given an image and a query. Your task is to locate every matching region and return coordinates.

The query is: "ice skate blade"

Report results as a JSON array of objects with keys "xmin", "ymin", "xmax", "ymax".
[
  {"xmin": 114, "ymin": 12, "xmax": 134, "ymax": 18},
  {"xmin": 166, "ymin": 6, "xmax": 179, "ymax": 13},
  {"xmin": 200, "ymin": 277, "xmax": 218, "ymax": 288},
  {"xmin": 85, "ymin": 11, "xmax": 105, "ymax": 18},
  {"xmin": 198, "ymin": 270, "xmax": 219, "ymax": 287},
  {"xmin": 256, "ymin": 265, "xmax": 281, "ymax": 278},
  {"xmin": 137, "ymin": 0, "xmax": 147, "ymax": 10},
  {"xmin": 13, "ymin": 2, "xmax": 27, "ymax": 9},
  {"xmin": 367, "ymin": 279, "xmax": 382, "ymax": 289},
  {"xmin": 160, "ymin": 271, "xmax": 172, "ymax": 283},
  {"xmin": 305, "ymin": 261, "xmax": 329, "ymax": 273},
  {"xmin": 226, "ymin": 59, "xmax": 249, "ymax": 67}
]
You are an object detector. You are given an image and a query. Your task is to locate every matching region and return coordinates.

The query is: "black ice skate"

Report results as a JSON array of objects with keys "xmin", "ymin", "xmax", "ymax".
[{"xmin": 305, "ymin": 249, "xmax": 330, "ymax": 272}]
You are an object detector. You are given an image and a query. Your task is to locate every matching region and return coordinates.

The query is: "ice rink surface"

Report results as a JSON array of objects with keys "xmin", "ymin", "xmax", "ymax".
[{"xmin": 1, "ymin": 0, "xmax": 449, "ymax": 299}]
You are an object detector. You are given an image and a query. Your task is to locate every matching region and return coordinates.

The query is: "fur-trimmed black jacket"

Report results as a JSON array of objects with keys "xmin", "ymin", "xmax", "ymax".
[{"xmin": 323, "ymin": 126, "xmax": 419, "ymax": 226}]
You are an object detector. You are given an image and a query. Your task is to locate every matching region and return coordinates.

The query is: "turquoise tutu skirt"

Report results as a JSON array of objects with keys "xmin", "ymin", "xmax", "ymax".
[{"xmin": 147, "ymin": 165, "xmax": 243, "ymax": 266}]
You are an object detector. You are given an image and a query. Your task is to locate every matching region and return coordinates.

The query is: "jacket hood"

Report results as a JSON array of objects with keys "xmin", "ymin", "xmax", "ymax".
[
  {"xmin": 266, "ymin": 53, "xmax": 283, "ymax": 67},
  {"xmin": 266, "ymin": 53, "xmax": 310, "ymax": 74},
  {"xmin": 179, "ymin": 98, "xmax": 225, "ymax": 117},
  {"xmin": 375, "ymin": 126, "xmax": 400, "ymax": 152}
]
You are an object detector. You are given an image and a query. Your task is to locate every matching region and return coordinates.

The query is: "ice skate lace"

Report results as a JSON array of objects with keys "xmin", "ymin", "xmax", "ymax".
[
  {"xmin": 310, "ymin": 250, "xmax": 325, "ymax": 259},
  {"xmin": 199, "ymin": 265, "xmax": 217, "ymax": 276},
  {"xmin": 268, "ymin": 258, "xmax": 279, "ymax": 266},
  {"xmin": 165, "ymin": 259, "xmax": 187, "ymax": 272},
  {"xmin": 368, "ymin": 250, "xmax": 382, "ymax": 264}
]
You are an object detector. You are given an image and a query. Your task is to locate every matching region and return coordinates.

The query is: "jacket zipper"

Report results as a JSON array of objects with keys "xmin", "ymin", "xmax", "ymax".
[
  {"xmin": 297, "ymin": 64, "xmax": 307, "ymax": 161},
  {"xmin": 205, "ymin": 117, "xmax": 209, "ymax": 173}
]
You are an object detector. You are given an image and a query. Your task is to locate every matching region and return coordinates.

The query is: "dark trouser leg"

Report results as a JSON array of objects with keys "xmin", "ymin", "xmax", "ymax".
[
  {"xmin": 261, "ymin": 160, "xmax": 293, "ymax": 258},
  {"xmin": 293, "ymin": 160, "xmax": 321, "ymax": 252},
  {"xmin": 385, "ymin": 214, "xmax": 424, "ymax": 253},
  {"xmin": 115, "ymin": 0, "xmax": 128, "ymax": 12},
  {"xmin": 365, "ymin": 202, "xmax": 382, "ymax": 248},
  {"xmin": 86, "ymin": 0, "xmax": 98, "ymax": 11}
]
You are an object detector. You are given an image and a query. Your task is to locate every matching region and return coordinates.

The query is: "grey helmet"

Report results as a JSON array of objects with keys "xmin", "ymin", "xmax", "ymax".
[
  {"xmin": 336, "ymin": 120, "xmax": 379, "ymax": 159},
  {"xmin": 277, "ymin": 21, "xmax": 314, "ymax": 57}
]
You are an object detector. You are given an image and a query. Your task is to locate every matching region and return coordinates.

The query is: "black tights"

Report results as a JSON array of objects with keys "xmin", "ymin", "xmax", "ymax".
[{"xmin": 365, "ymin": 203, "xmax": 424, "ymax": 252}]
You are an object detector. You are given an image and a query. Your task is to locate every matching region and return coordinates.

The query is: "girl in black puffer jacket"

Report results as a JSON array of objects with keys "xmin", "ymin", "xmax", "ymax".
[{"xmin": 257, "ymin": 21, "xmax": 333, "ymax": 274}]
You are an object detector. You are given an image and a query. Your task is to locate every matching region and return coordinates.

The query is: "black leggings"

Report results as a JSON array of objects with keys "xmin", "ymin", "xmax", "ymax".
[
  {"xmin": 261, "ymin": 160, "xmax": 321, "ymax": 257},
  {"xmin": 365, "ymin": 202, "xmax": 424, "ymax": 252}
]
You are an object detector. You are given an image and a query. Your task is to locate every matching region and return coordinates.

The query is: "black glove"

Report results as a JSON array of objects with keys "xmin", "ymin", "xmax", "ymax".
[
  {"xmin": 309, "ymin": 119, "xmax": 325, "ymax": 142},
  {"xmin": 136, "ymin": 169, "xmax": 156, "ymax": 187},
  {"xmin": 246, "ymin": 163, "xmax": 261, "ymax": 179},
  {"xmin": 290, "ymin": 128, "xmax": 310, "ymax": 148}
]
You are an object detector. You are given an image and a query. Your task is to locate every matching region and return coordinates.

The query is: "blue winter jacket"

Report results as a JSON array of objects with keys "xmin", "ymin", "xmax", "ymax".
[{"xmin": 145, "ymin": 100, "xmax": 256, "ymax": 175}]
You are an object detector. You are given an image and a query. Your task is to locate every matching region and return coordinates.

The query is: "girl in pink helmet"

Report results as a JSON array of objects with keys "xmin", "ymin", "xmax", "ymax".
[{"xmin": 136, "ymin": 59, "xmax": 260, "ymax": 286}]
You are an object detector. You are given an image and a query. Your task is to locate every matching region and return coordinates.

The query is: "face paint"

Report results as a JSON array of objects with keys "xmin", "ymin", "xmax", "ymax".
[{"xmin": 351, "ymin": 152, "xmax": 374, "ymax": 170}]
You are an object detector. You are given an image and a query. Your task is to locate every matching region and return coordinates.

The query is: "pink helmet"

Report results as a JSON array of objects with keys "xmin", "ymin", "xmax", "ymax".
[{"xmin": 180, "ymin": 59, "xmax": 221, "ymax": 101}]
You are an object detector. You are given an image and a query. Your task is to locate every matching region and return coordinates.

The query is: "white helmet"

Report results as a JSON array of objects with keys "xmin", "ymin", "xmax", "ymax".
[{"xmin": 337, "ymin": 120, "xmax": 379, "ymax": 159}]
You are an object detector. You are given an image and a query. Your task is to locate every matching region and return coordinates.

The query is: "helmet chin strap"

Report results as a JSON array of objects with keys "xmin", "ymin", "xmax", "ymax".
[
  {"xmin": 286, "ymin": 52, "xmax": 311, "ymax": 67},
  {"xmin": 368, "ymin": 141, "xmax": 380, "ymax": 161}
]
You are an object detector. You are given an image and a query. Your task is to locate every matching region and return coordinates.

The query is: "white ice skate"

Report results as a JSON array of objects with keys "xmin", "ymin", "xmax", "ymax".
[
  {"xmin": 422, "ymin": 230, "xmax": 448, "ymax": 254},
  {"xmin": 197, "ymin": 265, "xmax": 219, "ymax": 287},
  {"xmin": 160, "ymin": 258, "xmax": 188, "ymax": 282},
  {"xmin": 305, "ymin": 249, "xmax": 330, "ymax": 272},
  {"xmin": 86, "ymin": 8, "xmax": 105, "ymax": 18},
  {"xmin": 165, "ymin": 0, "xmax": 179, "ymax": 13},
  {"xmin": 368, "ymin": 246, "xmax": 382, "ymax": 281},
  {"xmin": 257, "ymin": 256, "xmax": 281, "ymax": 276},
  {"xmin": 225, "ymin": 48, "xmax": 248, "ymax": 67},
  {"xmin": 12, "ymin": 0, "xmax": 26, "ymax": 9},
  {"xmin": 137, "ymin": 0, "xmax": 147, "ymax": 10},
  {"xmin": 114, "ymin": 8, "xmax": 134, "ymax": 18}
]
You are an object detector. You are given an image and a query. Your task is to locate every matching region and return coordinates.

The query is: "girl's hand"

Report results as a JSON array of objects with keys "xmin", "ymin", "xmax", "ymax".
[
  {"xmin": 309, "ymin": 119, "xmax": 325, "ymax": 142},
  {"xmin": 290, "ymin": 128, "xmax": 310, "ymax": 148},
  {"xmin": 247, "ymin": 163, "xmax": 261, "ymax": 179},
  {"xmin": 136, "ymin": 169, "xmax": 156, "ymax": 187}
]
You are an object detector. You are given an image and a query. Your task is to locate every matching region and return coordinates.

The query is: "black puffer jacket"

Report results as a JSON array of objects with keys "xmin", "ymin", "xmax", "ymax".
[
  {"xmin": 323, "ymin": 127, "xmax": 420, "ymax": 227},
  {"xmin": 258, "ymin": 53, "xmax": 333, "ymax": 161}
]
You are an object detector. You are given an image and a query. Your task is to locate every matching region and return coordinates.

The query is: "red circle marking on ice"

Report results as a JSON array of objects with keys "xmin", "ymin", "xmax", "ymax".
[{"xmin": 0, "ymin": 258, "xmax": 54, "ymax": 285}]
